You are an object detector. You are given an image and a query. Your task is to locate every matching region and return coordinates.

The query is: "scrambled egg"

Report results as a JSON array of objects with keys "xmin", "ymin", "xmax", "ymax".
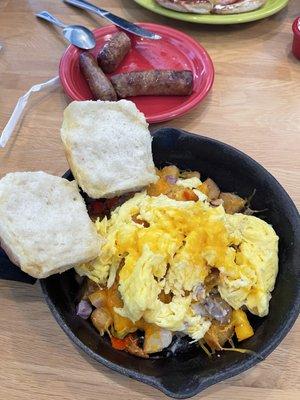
[{"xmin": 76, "ymin": 192, "xmax": 278, "ymax": 340}]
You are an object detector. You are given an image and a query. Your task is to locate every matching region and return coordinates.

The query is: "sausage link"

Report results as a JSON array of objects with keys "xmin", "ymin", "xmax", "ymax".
[
  {"xmin": 97, "ymin": 32, "xmax": 131, "ymax": 74},
  {"xmin": 110, "ymin": 70, "xmax": 193, "ymax": 97},
  {"xmin": 79, "ymin": 52, "xmax": 117, "ymax": 101}
]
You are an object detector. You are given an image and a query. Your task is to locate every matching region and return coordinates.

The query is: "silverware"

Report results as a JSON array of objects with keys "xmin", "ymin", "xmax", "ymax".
[
  {"xmin": 63, "ymin": 0, "xmax": 161, "ymax": 40},
  {"xmin": 36, "ymin": 10, "xmax": 96, "ymax": 49}
]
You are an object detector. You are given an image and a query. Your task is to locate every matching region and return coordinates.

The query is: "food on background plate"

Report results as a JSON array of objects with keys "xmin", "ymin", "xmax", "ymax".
[
  {"xmin": 219, "ymin": 192, "xmax": 246, "ymax": 214},
  {"xmin": 155, "ymin": 0, "xmax": 213, "ymax": 13},
  {"xmin": 79, "ymin": 52, "xmax": 117, "ymax": 101},
  {"xmin": 155, "ymin": 0, "xmax": 267, "ymax": 14},
  {"xmin": 213, "ymin": 0, "xmax": 267, "ymax": 14},
  {"xmin": 73, "ymin": 143, "xmax": 278, "ymax": 357},
  {"xmin": 0, "ymin": 172, "xmax": 100, "ymax": 279},
  {"xmin": 60, "ymin": 100, "xmax": 157, "ymax": 199},
  {"xmin": 110, "ymin": 70, "xmax": 193, "ymax": 98},
  {"xmin": 97, "ymin": 31, "xmax": 131, "ymax": 74}
]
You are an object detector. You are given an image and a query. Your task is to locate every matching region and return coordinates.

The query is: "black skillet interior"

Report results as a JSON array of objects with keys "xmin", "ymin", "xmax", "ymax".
[{"xmin": 22, "ymin": 128, "xmax": 300, "ymax": 398}]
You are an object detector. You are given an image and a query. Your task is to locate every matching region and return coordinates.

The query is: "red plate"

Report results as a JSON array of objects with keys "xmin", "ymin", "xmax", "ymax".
[{"xmin": 59, "ymin": 23, "xmax": 214, "ymax": 124}]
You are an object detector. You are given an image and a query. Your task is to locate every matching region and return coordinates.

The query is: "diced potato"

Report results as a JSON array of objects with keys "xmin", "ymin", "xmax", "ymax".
[
  {"xmin": 183, "ymin": 188, "xmax": 199, "ymax": 201},
  {"xmin": 232, "ymin": 309, "xmax": 254, "ymax": 342},
  {"xmin": 143, "ymin": 325, "xmax": 172, "ymax": 353},
  {"xmin": 147, "ymin": 177, "xmax": 172, "ymax": 196},
  {"xmin": 91, "ymin": 308, "xmax": 112, "ymax": 334},
  {"xmin": 159, "ymin": 165, "xmax": 180, "ymax": 179},
  {"xmin": 88, "ymin": 290, "xmax": 107, "ymax": 308},
  {"xmin": 219, "ymin": 192, "xmax": 246, "ymax": 214},
  {"xmin": 147, "ymin": 167, "xmax": 200, "ymax": 199},
  {"xmin": 167, "ymin": 187, "xmax": 198, "ymax": 202},
  {"xmin": 164, "ymin": 186, "xmax": 182, "ymax": 200},
  {"xmin": 199, "ymin": 178, "xmax": 220, "ymax": 200}
]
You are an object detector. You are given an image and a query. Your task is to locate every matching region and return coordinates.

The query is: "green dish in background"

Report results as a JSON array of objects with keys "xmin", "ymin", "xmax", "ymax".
[{"xmin": 133, "ymin": 0, "xmax": 289, "ymax": 25}]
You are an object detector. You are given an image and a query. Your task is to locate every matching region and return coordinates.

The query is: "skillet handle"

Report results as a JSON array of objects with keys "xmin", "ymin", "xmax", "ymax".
[{"xmin": 0, "ymin": 248, "xmax": 36, "ymax": 284}]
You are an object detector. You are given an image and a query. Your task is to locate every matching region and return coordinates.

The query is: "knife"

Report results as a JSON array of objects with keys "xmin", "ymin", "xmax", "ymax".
[{"xmin": 63, "ymin": 0, "xmax": 161, "ymax": 40}]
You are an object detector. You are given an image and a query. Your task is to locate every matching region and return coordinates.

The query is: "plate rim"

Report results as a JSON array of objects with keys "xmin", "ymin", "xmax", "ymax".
[
  {"xmin": 59, "ymin": 23, "xmax": 214, "ymax": 124},
  {"xmin": 133, "ymin": 0, "xmax": 289, "ymax": 25}
]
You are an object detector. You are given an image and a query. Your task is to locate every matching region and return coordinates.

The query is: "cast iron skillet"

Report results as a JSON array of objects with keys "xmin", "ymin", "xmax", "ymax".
[{"xmin": 2, "ymin": 128, "xmax": 300, "ymax": 398}]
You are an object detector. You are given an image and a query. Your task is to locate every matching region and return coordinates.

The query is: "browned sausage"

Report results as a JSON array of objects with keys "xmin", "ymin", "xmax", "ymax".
[
  {"xmin": 97, "ymin": 32, "xmax": 131, "ymax": 74},
  {"xmin": 110, "ymin": 70, "xmax": 193, "ymax": 98},
  {"xmin": 79, "ymin": 52, "xmax": 117, "ymax": 101}
]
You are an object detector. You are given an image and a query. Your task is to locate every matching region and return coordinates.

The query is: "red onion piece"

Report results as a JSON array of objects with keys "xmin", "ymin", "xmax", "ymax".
[
  {"xmin": 165, "ymin": 175, "xmax": 177, "ymax": 184},
  {"xmin": 76, "ymin": 300, "xmax": 92, "ymax": 319},
  {"xmin": 204, "ymin": 294, "xmax": 232, "ymax": 324}
]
